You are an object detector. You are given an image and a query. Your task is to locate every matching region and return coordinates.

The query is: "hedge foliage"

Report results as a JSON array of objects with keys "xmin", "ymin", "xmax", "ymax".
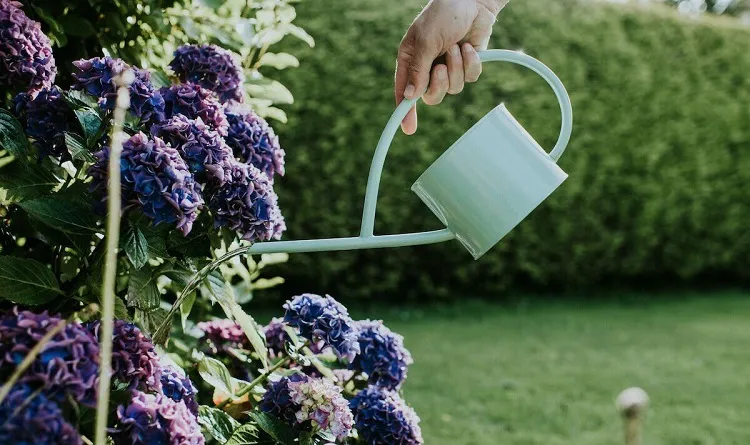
[{"xmin": 269, "ymin": 0, "xmax": 750, "ymax": 302}]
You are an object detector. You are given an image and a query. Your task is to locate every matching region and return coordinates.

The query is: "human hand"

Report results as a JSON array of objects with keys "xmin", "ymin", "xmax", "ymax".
[{"xmin": 395, "ymin": 0, "xmax": 509, "ymax": 134}]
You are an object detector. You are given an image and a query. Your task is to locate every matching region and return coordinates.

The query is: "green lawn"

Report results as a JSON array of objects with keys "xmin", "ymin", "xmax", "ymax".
[{"xmin": 360, "ymin": 292, "xmax": 750, "ymax": 445}]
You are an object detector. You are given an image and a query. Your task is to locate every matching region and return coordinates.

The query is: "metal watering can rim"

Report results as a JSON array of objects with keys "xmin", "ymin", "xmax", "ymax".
[{"xmin": 246, "ymin": 49, "xmax": 573, "ymax": 257}]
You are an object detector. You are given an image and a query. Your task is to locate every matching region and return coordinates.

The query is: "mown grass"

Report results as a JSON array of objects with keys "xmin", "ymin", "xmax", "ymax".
[{"xmin": 357, "ymin": 292, "xmax": 750, "ymax": 445}]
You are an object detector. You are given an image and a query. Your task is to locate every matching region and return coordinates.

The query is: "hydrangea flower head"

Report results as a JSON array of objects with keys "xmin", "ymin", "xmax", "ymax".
[
  {"xmin": 150, "ymin": 114, "xmax": 233, "ymax": 185},
  {"xmin": 13, "ymin": 86, "xmax": 74, "ymax": 160},
  {"xmin": 72, "ymin": 57, "xmax": 165, "ymax": 126},
  {"xmin": 349, "ymin": 320, "xmax": 413, "ymax": 389},
  {"xmin": 224, "ymin": 106, "xmax": 285, "ymax": 179},
  {"xmin": 88, "ymin": 132, "xmax": 204, "ymax": 235},
  {"xmin": 0, "ymin": 384, "xmax": 82, "ymax": 445},
  {"xmin": 0, "ymin": 308, "xmax": 99, "ymax": 407},
  {"xmin": 112, "ymin": 390, "xmax": 204, "ymax": 445},
  {"xmin": 208, "ymin": 160, "xmax": 285, "ymax": 242},
  {"xmin": 87, "ymin": 319, "xmax": 162, "ymax": 392},
  {"xmin": 161, "ymin": 83, "xmax": 228, "ymax": 135},
  {"xmin": 0, "ymin": 0, "xmax": 56, "ymax": 92},
  {"xmin": 263, "ymin": 317, "xmax": 289, "ymax": 357},
  {"xmin": 161, "ymin": 365, "xmax": 199, "ymax": 416},
  {"xmin": 283, "ymin": 294, "xmax": 359, "ymax": 362},
  {"xmin": 197, "ymin": 319, "xmax": 248, "ymax": 353},
  {"xmin": 350, "ymin": 386, "xmax": 423, "ymax": 445},
  {"xmin": 260, "ymin": 374, "xmax": 353, "ymax": 440},
  {"xmin": 169, "ymin": 44, "xmax": 244, "ymax": 103}
]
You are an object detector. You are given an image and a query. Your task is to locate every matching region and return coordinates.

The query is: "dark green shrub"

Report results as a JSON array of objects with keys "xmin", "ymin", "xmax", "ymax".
[{"xmin": 269, "ymin": 0, "xmax": 750, "ymax": 302}]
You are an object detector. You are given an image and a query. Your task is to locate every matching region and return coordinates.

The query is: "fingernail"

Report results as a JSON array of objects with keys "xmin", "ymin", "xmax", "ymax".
[{"xmin": 404, "ymin": 84, "xmax": 415, "ymax": 99}]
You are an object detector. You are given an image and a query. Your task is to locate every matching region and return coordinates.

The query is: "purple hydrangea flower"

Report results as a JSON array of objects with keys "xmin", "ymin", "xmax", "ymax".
[
  {"xmin": 88, "ymin": 132, "xmax": 204, "ymax": 235},
  {"xmin": 208, "ymin": 160, "xmax": 285, "ymax": 242},
  {"xmin": 161, "ymin": 83, "xmax": 228, "ymax": 135},
  {"xmin": 72, "ymin": 57, "xmax": 165, "ymax": 126},
  {"xmin": 87, "ymin": 319, "xmax": 162, "ymax": 392},
  {"xmin": 160, "ymin": 366, "xmax": 199, "ymax": 416},
  {"xmin": 350, "ymin": 386, "xmax": 423, "ymax": 445},
  {"xmin": 150, "ymin": 114, "xmax": 233, "ymax": 185},
  {"xmin": 283, "ymin": 294, "xmax": 359, "ymax": 362},
  {"xmin": 224, "ymin": 106, "xmax": 285, "ymax": 179},
  {"xmin": 0, "ymin": 0, "xmax": 56, "ymax": 93},
  {"xmin": 0, "ymin": 384, "xmax": 82, "ymax": 445},
  {"xmin": 12, "ymin": 86, "xmax": 74, "ymax": 160},
  {"xmin": 263, "ymin": 317, "xmax": 289, "ymax": 357},
  {"xmin": 260, "ymin": 374, "xmax": 353, "ymax": 440},
  {"xmin": 349, "ymin": 320, "xmax": 413, "ymax": 390},
  {"xmin": 169, "ymin": 44, "xmax": 244, "ymax": 104},
  {"xmin": 0, "ymin": 308, "xmax": 99, "ymax": 407},
  {"xmin": 197, "ymin": 319, "xmax": 248, "ymax": 353},
  {"xmin": 112, "ymin": 390, "xmax": 204, "ymax": 445}
]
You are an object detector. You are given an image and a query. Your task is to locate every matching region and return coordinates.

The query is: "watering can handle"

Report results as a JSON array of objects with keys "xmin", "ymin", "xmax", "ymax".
[{"xmin": 360, "ymin": 49, "xmax": 573, "ymax": 237}]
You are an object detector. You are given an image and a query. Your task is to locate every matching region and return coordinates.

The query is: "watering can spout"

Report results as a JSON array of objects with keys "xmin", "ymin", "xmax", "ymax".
[{"xmin": 246, "ymin": 49, "xmax": 573, "ymax": 258}]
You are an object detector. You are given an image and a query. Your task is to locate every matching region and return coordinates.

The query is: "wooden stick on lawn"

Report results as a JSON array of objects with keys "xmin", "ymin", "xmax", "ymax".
[{"xmin": 616, "ymin": 387, "xmax": 650, "ymax": 445}]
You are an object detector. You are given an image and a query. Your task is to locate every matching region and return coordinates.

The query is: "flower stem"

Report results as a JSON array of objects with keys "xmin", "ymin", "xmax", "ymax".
[
  {"xmin": 216, "ymin": 355, "xmax": 292, "ymax": 409},
  {"xmin": 94, "ymin": 71, "xmax": 133, "ymax": 445}
]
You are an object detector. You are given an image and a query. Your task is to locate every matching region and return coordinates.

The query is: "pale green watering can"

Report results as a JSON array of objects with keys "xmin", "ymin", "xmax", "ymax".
[{"xmin": 248, "ymin": 49, "xmax": 573, "ymax": 259}]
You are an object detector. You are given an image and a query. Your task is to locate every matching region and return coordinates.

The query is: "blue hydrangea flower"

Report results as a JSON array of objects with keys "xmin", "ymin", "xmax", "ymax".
[
  {"xmin": 87, "ymin": 319, "xmax": 162, "ymax": 392},
  {"xmin": 349, "ymin": 320, "xmax": 413, "ymax": 390},
  {"xmin": 224, "ymin": 106, "xmax": 285, "ymax": 179},
  {"xmin": 350, "ymin": 386, "xmax": 423, "ymax": 445},
  {"xmin": 283, "ymin": 294, "xmax": 359, "ymax": 362},
  {"xmin": 0, "ymin": 0, "xmax": 56, "ymax": 93},
  {"xmin": 161, "ymin": 83, "xmax": 228, "ymax": 136},
  {"xmin": 72, "ymin": 57, "xmax": 165, "ymax": 126},
  {"xmin": 88, "ymin": 132, "xmax": 204, "ymax": 235},
  {"xmin": 150, "ymin": 114, "xmax": 233, "ymax": 185},
  {"xmin": 169, "ymin": 44, "xmax": 245, "ymax": 104},
  {"xmin": 260, "ymin": 374, "xmax": 353, "ymax": 440},
  {"xmin": 112, "ymin": 390, "xmax": 204, "ymax": 445},
  {"xmin": 263, "ymin": 317, "xmax": 289, "ymax": 357},
  {"xmin": 160, "ymin": 365, "xmax": 199, "ymax": 416},
  {"xmin": 12, "ymin": 86, "xmax": 74, "ymax": 160},
  {"xmin": 0, "ymin": 384, "xmax": 82, "ymax": 445},
  {"xmin": 208, "ymin": 160, "xmax": 285, "ymax": 242},
  {"xmin": 0, "ymin": 308, "xmax": 99, "ymax": 407}
]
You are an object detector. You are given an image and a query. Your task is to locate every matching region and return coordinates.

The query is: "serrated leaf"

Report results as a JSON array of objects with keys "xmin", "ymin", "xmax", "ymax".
[
  {"xmin": 198, "ymin": 356, "xmax": 235, "ymax": 396},
  {"xmin": 64, "ymin": 132, "xmax": 96, "ymax": 163},
  {"xmin": 180, "ymin": 291, "xmax": 197, "ymax": 330},
  {"xmin": 114, "ymin": 295, "xmax": 129, "ymax": 320},
  {"xmin": 59, "ymin": 15, "xmax": 96, "ymax": 37},
  {"xmin": 0, "ymin": 164, "xmax": 59, "ymax": 201},
  {"xmin": 224, "ymin": 423, "xmax": 263, "ymax": 445},
  {"xmin": 134, "ymin": 307, "xmax": 167, "ymax": 337},
  {"xmin": 230, "ymin": 302, "xmax": 268, "ymax": 368},
  {"xmin": 258, "ymin": 52, "xmax": 299, "ymax": 69},
  {"xmin": 0, "ymin": 256, "xmax": 62, "ymax": 305},
  {"xmin": 203, "ymin": 271, "xmax": 235, "ymax": 317},
  {"xmin": 74, "ymin": 108, "xmax": 103, "ymax": 147},
  {"xmin": 0, "ymin": 109, "xmax": 30, "ymax": 160},
  {"xmin": 63, "ymin": 91, "xmax": 99, "ymax": 110},
  {"xmin": 124, "ymin": 224, "xmax": 149, "ymax": 269},
  {"xmin": 20, "ymin": 197, "xmax": 98, "ymax": 235},
  {"xmin": 198, "ymin": 406, "xmax": 240, "ymax": 443},
  {"xmin": 248, "ymin": 411, "xmax": 296, "ymax": 445},
  {"xmin": 126, "ymin": 268, "xmax": 160, "ymax": 310}
]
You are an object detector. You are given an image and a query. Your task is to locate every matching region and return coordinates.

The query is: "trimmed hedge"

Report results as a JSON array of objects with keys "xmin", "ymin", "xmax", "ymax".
[{"xmin": 269, "ymin": 0, "xmax": 750, "ymax": 302}]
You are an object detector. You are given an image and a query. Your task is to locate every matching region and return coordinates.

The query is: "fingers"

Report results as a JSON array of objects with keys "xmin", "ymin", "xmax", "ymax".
[
  {"xmin": 422, "ymin": 64, "xmax": 449, "ymax": 106},
  {"xmin": 395, "ymin": 50, "xmax": 418, "ymax": 134},
  {"xmin": 445, "ymin": 44, "xmax": 464, "ymax": 95},
  {"xmin": 462, "ymin": 43, "xmax": 482, "ymax": 83},
  {"xmin": 401, "ymin": 105, "xmax": 418, "ymax": 135},
  {"xmin": 395, "ymin": 30, "xmax": 441, "ymax": 134}
]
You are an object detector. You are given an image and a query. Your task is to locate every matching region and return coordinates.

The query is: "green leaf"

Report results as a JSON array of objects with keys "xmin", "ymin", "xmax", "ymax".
[
  {"xmin": 134, "ymin": 219, "xmax": 169, "ymax": 259},
  {"xmin": 124, "ymin": 224, "xmax": 149, "ymax": 269},
  {"xmin": 230, "ymin": 302, "xmax": 268, "ymax": 368},
  {"xmin": 59, "ymin": 15, "xmax": 96, "ymax": 37},
  {"xmin": 0, "ymin": 163, "xmax": 59, "ymax": 202},
  {"xmin": 198, "ymin": 356, "xmax": 235, "ymax": 396},
  {"xmin": 258, "ymin": 52, "xmax": 299, "ymax": 70},
  {"xmin": 0, "ymin": 109, "xmax": 30, "ymax": 160},
  {"xmin": 248, "ymin": 411, "xmax": 296, "ymax": 445},
  {"xmin": 20, "ymin": 197, "xmax": 98, "ymax": 235},
  {"xmin": 224, "ymin": 423, "xmax": 263, "ymax": 445},
  {"xmin": 203, "ymin": 271, "xmax": 235, "ymax": 317},
  {"xmin": 30, "ymin": 5, "xmax": 66, "ymax": 46},
  {"xmin": 180, "ymin": 291, "xmax": 197, "ymax": 330},
  {"xmin": 114, "ymin": 295, "xmax": 129, "ymax": 320},
  {"xmin": 278, "ymin": 23, "xmax": 314, "ymax": 47},
  {"xmin": 149, "ymin": 70, "xmax": 171, "ymax": 89},
  {"xmin": 261, "ymin": 107, "xmax": 287, "ymax": 123},
  {"xmin": 245, "ymin": 78, "xmax": 294, "ymax": 104},
  {"xmin": 133, "ymin": 308, "xmax": 167, "ymax": 337},
  {"xmin": 197, "ymin": 406, "xmax": 240, "ymax": 444},
  {"xmin": 73, "ymin": 108, "xmax": 103, "ymax": 147},
  {"xmin": 235, "ymin": 19, "xmax": 255, "ymax": 45},
  {"xmin": 63, "ymin": 91, "xmax": 99, "ymax": 110},
  {"xmin": 126, "ymin": 268, "xmax": 160, "ymax": 310},
  {"xmin": 196, "ymin": 0, "xmax": 227, "ymax": 10},
  {"xmin": 299, "ymin": 432, "xmax": 314, "ymax": 445},
  {"xmin": 168, "ymin": 229, "xmax": 211, "ymax": 258},
  {"xmin": 64, "ymin": 132, "xmax": 96, "ymax": 163},
  {"xmin": 0, "ymin": 256, "xmax": 62, "ymax": 305}
]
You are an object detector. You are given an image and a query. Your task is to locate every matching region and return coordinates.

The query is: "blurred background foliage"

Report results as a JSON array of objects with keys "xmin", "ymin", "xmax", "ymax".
[
  {"xmin": 264, "ymin": 0, "xmax": 750, "ymax": 303},
  {"xmin": 19, "ymin": 0, "xmax": 313, "ymax": 121}
]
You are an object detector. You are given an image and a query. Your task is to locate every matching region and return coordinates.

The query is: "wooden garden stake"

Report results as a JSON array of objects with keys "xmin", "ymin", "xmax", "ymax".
[{"xmin": 616, "ymin": 387, "xmax": 649, "ymax": 445}]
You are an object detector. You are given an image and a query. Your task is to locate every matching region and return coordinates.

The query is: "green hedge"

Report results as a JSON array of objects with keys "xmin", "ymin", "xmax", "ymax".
[{"xmin": 268, "ymin": 0, "xmax": 750, "ymax": 302}]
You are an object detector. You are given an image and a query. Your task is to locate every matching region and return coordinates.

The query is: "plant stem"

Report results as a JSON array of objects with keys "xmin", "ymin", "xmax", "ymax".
[
  {"xmin": 217, "ymin": 355, "xmax": 292, "ymax": 409},
  {"xmin": 94, "ymin": 72, "xmax": 132, "ymax": 445},
  {"xmin": 0, "ymin": 304, "xmax": 98, "ymax": 405}
]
